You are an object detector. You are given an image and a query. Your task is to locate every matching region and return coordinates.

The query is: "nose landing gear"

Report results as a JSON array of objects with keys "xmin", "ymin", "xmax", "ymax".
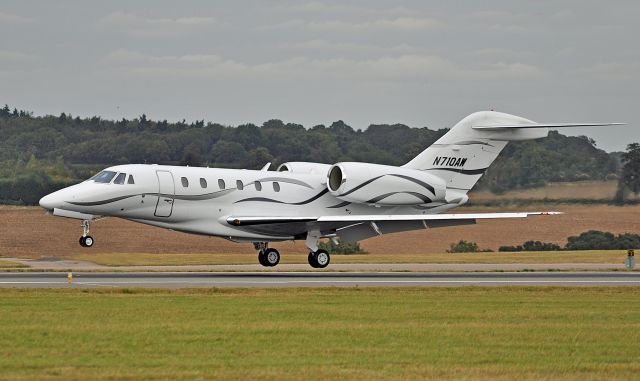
[{"xmin": 79, "ymin": 220, "xmax": 94, "ymax": 247}]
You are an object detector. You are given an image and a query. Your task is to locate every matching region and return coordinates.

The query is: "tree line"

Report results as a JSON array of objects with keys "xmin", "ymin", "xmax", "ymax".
[
  {"xmin": 0, "ymin": 104, "xmax": 637, "ymax": 205},
  {"xmin": 447, "ymin": 230, "xmax": 640, "ymax": 253}
]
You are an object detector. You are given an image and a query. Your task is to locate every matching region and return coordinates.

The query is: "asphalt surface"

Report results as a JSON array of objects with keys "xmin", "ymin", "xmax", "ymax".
[
  {"xmin": 0, "ymin": 257, "xmax": 627, "ymax": 272},
  {"xmin": 0, "ymin": 271, "xmax": 639, "ymax": 288}
]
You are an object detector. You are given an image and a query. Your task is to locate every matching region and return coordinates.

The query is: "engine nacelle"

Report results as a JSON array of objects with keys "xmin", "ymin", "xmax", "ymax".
[
  {"xmin": 327, "ymin": 162, "xmax": 447, "ymax": 206},
  {"xmin": 277, "ymin": 162, "xmax": 332, "ymax": 176}
]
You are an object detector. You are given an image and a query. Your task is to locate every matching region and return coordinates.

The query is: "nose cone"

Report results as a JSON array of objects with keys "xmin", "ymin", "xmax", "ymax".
[{"xmin": 39, "ymin": 192, "xmax": 62, "ymax": 210}]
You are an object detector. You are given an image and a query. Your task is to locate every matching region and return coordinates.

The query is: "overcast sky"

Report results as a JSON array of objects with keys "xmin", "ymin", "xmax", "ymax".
[{"xmin": 1, "ymin": 1, "xmax": 638, "ymax": 151}]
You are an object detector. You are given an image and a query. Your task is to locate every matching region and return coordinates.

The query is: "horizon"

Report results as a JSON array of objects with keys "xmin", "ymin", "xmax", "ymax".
[{"xmin": 3, "ymin": 103, "xmax": 630, "ymax": 154}]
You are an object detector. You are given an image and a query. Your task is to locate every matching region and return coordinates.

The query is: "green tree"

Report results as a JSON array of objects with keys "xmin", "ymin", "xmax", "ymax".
[
  {"xmin": 247, "ymin": 147, "xmax": 274, "ymax": 169},
  {"xmin": 447, "ymin": 240, "xmax": 480, "ymax": 253},
  {"xmin": 618, "ymin": 143, "xmax": 640, "ymax": 197},
  {"xmin": 25, "ymin": 154, "xmax": 40, "ymax": 171}
]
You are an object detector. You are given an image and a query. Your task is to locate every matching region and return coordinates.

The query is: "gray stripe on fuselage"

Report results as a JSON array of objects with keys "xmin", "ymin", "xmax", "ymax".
[
  {"xmin": 254, "ymin": 177, "xmax": 313, "ymax": 189},
  {"xmin": 366, "ymin": 192, "xmax": 432, "ymax": 204},
  {"xmin": 234, "ymin": 189, "xmax": 329, "ymax": 205},
  {"xmin": 423, "ymin": 167, "xmax": 487, "ymax": 176},
  {"xmin": 66, "ymin": 189, "xmax": 235, "ymax": 206}
]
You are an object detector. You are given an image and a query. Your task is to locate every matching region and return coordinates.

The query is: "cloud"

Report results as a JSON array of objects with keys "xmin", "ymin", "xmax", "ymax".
[
  {"xmin": 99, "ymin": 12, "xmax": 215, "ymax": 36},
  {"xmin": 281, "ymin": 39, "xmax": 415, "ymax": 55},
  {"xmin": 0, "ymin": 50, "xmax": 38, "ymax": 70},
  {"xmin": 462, "ymin": 10, "xmax": 529, "ymax": 32},
  {"xmin": 280, "ymin": 2, "xmax": 420, "ymax": 17},
  {"xmin": 0, "ymin": 50, "xmax": 35, "ymax": 61},
  {"xmin": 0, "ymin": 12, "xmax": 33, "ymax": 25},
  {"xmin": 103, "ymin": 49, "xmax": 542, "ymax": 82},
  {"xmin": 303, "ymin": 17, "xmax": 445, "ymax": 31},
  {"xmin": 580, "ymin": 62, "xmax": 640, "ymax": 81}
]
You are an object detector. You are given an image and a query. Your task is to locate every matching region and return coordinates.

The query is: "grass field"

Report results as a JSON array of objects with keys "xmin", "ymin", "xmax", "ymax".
[
  {"xmin": 66, "ymin": 250, "xmax": 632, "ymax": 266},
  {"xmin": 0, "ymin": 288, "xmax": 639, "ymax": 381},
  {"xmin": 0, "ymin": 260, "xmax": 28, "ymax": 269}
]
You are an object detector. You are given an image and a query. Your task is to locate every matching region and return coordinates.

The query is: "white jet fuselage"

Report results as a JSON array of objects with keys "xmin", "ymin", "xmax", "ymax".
[{"xmin": 40, "ymin": 164, "xmax": 460, "ymax": 242}]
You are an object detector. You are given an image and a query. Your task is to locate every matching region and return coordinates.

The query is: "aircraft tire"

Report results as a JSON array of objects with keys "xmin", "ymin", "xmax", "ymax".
[
  {"xmin": 264, "ymin": 248, "xmax": 280, "ymax": 267},
  {"xmin": 314, "ymin": 249, "xmax": 330, "ymax": 268},
  {"xmin": 258, "ymin": 251, "xmax": 268, "ymax": 267},
  {"xmin": 79, "ymin": 237, "xmax": 86, "ymax": 247},
  {"xmin": 308, "ymin": 252, "xmax": 318, "ymax": 268},
  {"xmin": 83, "ymin": 235, "xmax": 94, "ymax": 247}
]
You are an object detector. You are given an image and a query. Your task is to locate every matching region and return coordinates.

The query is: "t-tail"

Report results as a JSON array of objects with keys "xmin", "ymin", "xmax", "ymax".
[{"xmin": 403, "ymin": 110, "xmax": 623, "ymax": 193}]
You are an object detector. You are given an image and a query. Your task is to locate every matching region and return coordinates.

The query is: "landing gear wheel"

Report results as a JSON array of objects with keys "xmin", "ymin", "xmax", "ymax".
[
  {"xmin": 314, "ymin": 249, "xmax": 330, "ymax": 268},
  {"xmin": 263, "ymin": 248, "xmax": 280, "ymax": 267},
  {"xmin": 79, "ymin": 235, "xmax": 94, "ymax": 248},
  {"xmin": 308, "ymin": 252, "xmax": 318, "ymax": 268},
  {"xmin": 308, "ymin": 250, "xmax": 330, "ymax": 269},
  {"xmin": 258, "ymin": 251, "xmax": 268, "ymax": 266}
]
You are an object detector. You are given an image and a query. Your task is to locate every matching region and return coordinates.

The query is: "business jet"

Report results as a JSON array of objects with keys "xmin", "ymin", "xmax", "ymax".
[{"xmin": 39, "ymin": 111, "xmax": 622, "ymax": 268}]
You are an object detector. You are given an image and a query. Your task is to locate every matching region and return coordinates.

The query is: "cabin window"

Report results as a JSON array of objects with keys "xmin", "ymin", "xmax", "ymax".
[
  {"xmin": 181, "ymin": 177, "xmax": 189, "ymax": 187},
  {"xmin": 236, "ymin": 180, "xmax": 243, "ymax": 190},
  {"xmin": 218, "ymin": 179, "xmax": 226, "ymax": 189},
  {"xmin": 200, "ymin": 178, "xmax": 207, "ymax": 188},
  {"xmin": 113, "ymin": 173, "xmax": 126, "ymax": 185},
  {"xmin": 127, "ymin": 175, "xmax": 135, "ymax": 184},
  {"xmin": 273, "ymin": 182, "xmax": 280, "ymax": 192},
  {"xmin": 255, "ymin": 181, "xmax": 262, "ymax": 191},
  {"xmin": 92, "ymin": 171, "xmax": 117, "ymax": 183}
]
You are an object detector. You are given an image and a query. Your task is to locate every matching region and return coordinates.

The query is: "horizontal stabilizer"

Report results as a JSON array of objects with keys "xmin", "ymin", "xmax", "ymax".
[{"xmin": 472, "ymin": 122, "xmax": 625, "ymax": 130}]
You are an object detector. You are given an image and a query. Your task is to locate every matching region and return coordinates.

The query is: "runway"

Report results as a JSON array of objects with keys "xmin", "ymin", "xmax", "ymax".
[{"xmin": 0, "ymin": 271, "xmax": 639, "ymax": 288}]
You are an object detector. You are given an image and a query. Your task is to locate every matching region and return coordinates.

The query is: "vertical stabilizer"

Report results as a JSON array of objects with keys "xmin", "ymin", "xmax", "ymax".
[{"xmin": 403, "ymin": 111, "xmax": 548, "ymax": 192}]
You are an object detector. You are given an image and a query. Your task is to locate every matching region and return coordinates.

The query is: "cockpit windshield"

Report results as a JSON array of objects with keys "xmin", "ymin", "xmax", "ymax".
[
  {"xmin": 113, "ymin": 173, "xmax": 126, "ymax": 185},
  {"xmin": 91, "ymin": 171, "xmax": 117, "ymax": 183}
]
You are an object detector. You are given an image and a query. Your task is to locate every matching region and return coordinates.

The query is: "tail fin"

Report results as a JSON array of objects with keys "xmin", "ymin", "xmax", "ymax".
[{"xmin": 403, "ymin": 111, "xmax": 621, "ymax": 192}]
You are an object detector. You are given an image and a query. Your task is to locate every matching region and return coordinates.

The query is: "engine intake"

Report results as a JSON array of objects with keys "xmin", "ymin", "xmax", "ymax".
[
  {"xmin": 327, "ymin": 162, "xmax": 446, "ymax": 206},
  {"xmin": 277, "ymin": 162, "xmax": 332, "ymax": 176}
]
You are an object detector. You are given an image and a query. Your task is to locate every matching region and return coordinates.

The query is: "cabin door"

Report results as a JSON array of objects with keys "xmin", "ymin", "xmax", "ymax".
[{"xmin": 155, "ymin": 171, "xmax": 175, "ymax": 217}]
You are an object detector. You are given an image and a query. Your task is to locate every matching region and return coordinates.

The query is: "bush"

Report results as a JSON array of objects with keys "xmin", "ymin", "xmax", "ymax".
[
  {"xmin": 318, "ymin": 240, "xmax": 367, "ymax": 255},
  {"xmin": 499, "ymin": 245, "xmax": 523, "ymax": 252},
  {"xmin": 565, "ymin": 230, "xmax": 640, "ymax": 250},
  {"xmin": 499, "ymin": 240, "xmax": 562, "ymax": 252},
  {"xmin": 447, "ymin": 240, "xmax": 492, "ymax": 253}
]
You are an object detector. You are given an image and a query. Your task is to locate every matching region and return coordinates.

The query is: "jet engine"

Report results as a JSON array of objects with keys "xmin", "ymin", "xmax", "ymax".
[
  {"xmin": 277, "ymin": 162, "xmax": 332, "ymax": 176},
  {"xmin": 327, "ymin": 162, "xmax": 447, "ymax": 206}
]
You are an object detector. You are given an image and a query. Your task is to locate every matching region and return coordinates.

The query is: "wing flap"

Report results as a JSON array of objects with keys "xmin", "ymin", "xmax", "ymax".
[{"xmin": 316, "ymin": 211, "xmax": 561, "ymax": 222}]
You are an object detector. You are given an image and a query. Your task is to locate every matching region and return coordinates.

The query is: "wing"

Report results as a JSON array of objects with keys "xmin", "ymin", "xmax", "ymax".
[
  {"xmin": 225, "ymin": 212, "xmax": 562, "ymax": 240},
  {"xmin": 472, "ymin": 122, "xmax": 624, "ymax": 130}
]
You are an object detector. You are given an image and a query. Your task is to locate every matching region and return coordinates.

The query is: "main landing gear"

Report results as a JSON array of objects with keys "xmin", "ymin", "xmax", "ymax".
[
  {"xmin": 255, "ymin": 242, "xmax": 280, "ymax": 267},
  {"xmin": 79, "ymin": 220, "xmax": 94, "ymax": 247},
  {"xmin": 308, "ymin": 249, "xmax": 330, "ymax": 269},
  {"xmin": 305, "ymin": 229, "xmax": 330, "ymax": 269},
  {"xmin": 253, "ymin": 244, "xmax": 330, "ymax": 269}
]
